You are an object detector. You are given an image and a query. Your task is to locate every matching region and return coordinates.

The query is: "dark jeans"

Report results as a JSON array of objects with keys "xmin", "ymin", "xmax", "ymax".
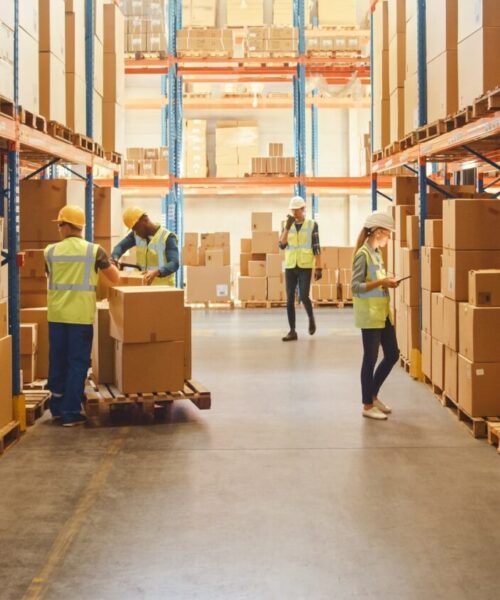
[
  {"xmin": 48, "ymin": 322, "xmax": 93, "ymax": 422},
  {"xmin": 361, "ymin": 318, "xmax": 400, "ymax": 405},
  {"xmin": 285, "ymin": 267, "xmax": 314, "ymax": 330}
]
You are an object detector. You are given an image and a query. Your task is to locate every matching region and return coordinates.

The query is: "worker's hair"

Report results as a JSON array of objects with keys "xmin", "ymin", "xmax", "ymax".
[
  {"xmin": 60, "ymin": 221, "xmax": 83, "ymax": 232},
  {"xmin": 354, "ymin": 227, "xmax": 372, "ymax": 255}
]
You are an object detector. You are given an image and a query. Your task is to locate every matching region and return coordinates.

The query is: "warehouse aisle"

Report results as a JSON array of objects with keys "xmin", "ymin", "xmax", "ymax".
[{"xmin": 2, "ymin": 309, "xmax": 500, "ymax": 600}]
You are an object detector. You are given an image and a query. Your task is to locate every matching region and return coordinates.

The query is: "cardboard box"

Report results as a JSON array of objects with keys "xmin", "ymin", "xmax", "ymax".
[
  {"xmin": 20, "ymin": 323, "xmax": 37, "ymax": 355},
  {"xmin": 205, "ymin": 249, "xmax": 225, "ymax": 268},
  {"xmin": 390, "ymin": 87, "xmax": 405, "ymax": 143},
  {"xmin": 38, "ymin": 52, "xmax": 66, "ymax": 125},
  {"xmin": 21, "ymin": 353, "xmax": 36, "ymax": 384},
  {"xmin": 321, "ymin": 247, "xmax": 339, "ymax": 271},
  {"xmin": 248, "ymin": 261, "xmax": 266, "ymax": 278},
  {"xmin": 422, "ymin": 330, "xmax": 432, "ymax": 379},
  {"xmin": 425, "ymin": 219, "xmax": 443, "ymax": 247},
  {"xmin": 184, "ymin": 233, "xmax": 198, "ymax": 247},
  {"xmin": 426, "ymin": 50, "xmax": 458, "ymax": 122},
  {"xmin": 20, "ymin": 277, "xmax": 47, "ymax": 308},
  {"xmin": 388, "ymin": 0, "xmax": 406, "ymax": 41},
  {"xmin": 103, "ymin": 3, "xmax": 125, "ymax": 55},
  {"xmin": 443, "ymin": 198, "xmax": 500, "ymax": 250},
  {"xmin": 404, "ymin": 72, "xmax": 418, "ymax": 134},
  {"xmin": 443, "ymin": 297, "xmax": 459, "ymax": 351},
  {"xmin": 93, "ymin": 187, "xmax": 122, "ymax": 238},
  {"xmin": 267, "ymin": 275, "xmax": 286, "ymax": 301},
  {"xmin": 251, "ymin": 212, "xmax": 272, "ymax": 232},
  {"xmin": 19, "ymin": 0, "xmax": 38, "ymax": 39},
  {"xmin": 432, "ymin": 338, "xmax": 445, "ymax": 390},
  {"xmin": 422, "ymin": 288, "xmax": 432, "ymax": 334},
  {"xmin": 21, "ymin": 250, "xmax": 46, "ymax": 278},
  {"xmin": 183, "ymin": 306, "xmax": 192, "ymax": 380},
  {"xmin": 389, "ymin": 32, "xmax": 405, "ymax": 91},
  {"xmin": 407, "ymin": 305, "xmax": 420, "ymax": 356},
  {"xmin": 0, "ymin": 335, "xmax": 12, "ymax": 427},
  {"xmin": 457, "ymin": 0, "xmax": 500, "ymax": 42},
  {"xmin": 406, "ymin": 216, "xmax": 419, "ymax": 251},
  {"xmin": 468, "ymin": 270, "xmax": 500, "ymax": 307},
  {"xmin": 251, "ymin": 231, "xmax": 279, "ymax": 255},
  {"xmin": 65, "ymin": 7, "xmax": 85, "ymax": 77},
  {"xmin": 102, "ymin": 101, "xmax": 125, "ymax": 155},
  {"xmin": 395, "ymin": 205, "xmax": 415, "ymax": 243},
  {"xmin": 459, "ymin": 303, "xmax": 500, "ymax": 362},
  {"xmin": 266, "ymin": 254, "xmax": 283, "ymax": 278},
  {"xmin": 20, "ymin": 308, "xmax": 48, "ymax": 379},
  {"xmin": 426, "ymin": 0, "xmax": 458, "ymax": 62},
  {"xmin": 39, "ymin": 0, "xmax": 66, "ymax": 62},
  {"xmin": 65, "ymin": 72, "xmax": 85, "ymax": 134},
  {"xmin": 441, "ymin": 249, "xmax": 500, "ymax": 301},
  {"xmin": 458, "ymin": 355, "xmax": 500, "ymax": 417},
  {"xmin": 392, "ymin": 176, "xmax": 417, "ymax": 205},
  {"xmin": 0, "ymin": 299, "xmax": 7, "ymax": 339},
  {"xmin": 109, "ymin": 287, "xmax": 185, "ymax": 343},
  {"xmin": 240, "ymin": 238, "xmax": 252, "ymax": 253},
  {"xmin": 238, "ymin": 276, "xmax": 267, "ymax": 301},
  {"xmin": 338, "ymin": 247, "xmax": 354, "ymax": 270},
  {"xmin": 431, "ymin": 293, "xmax": 445, "ymax": 343},
  {"xmin": 115, "ymin": 340, "xmax": 185, "ymax": 394},
  {"xmin": 239, "ymin": 253, "xmax": 251, "ymax": 277},
  {"xmin": 422, "ymin": 246, "xmax": 442, "ymax": 292},
  {"xmin": 415, "ymin": 192, "xmax": 444, "ymax": 218},
  {"xmin": 185, "ymin": 266, "xmax": 231, "ymax": 303},
  {"xmin": 403, "ymin": 248, "xmax": 419, "ymax": 306},
  {"xmin": 19, "ymin": 28, "xmax": 39, "ymax": 114},
  {"xmin": 444, "ymin": 345, "xmax": 458, "ymax": 401},
  {"xmin": 91, "ymin": 301, "xmax": 115, "ymax": 384}
]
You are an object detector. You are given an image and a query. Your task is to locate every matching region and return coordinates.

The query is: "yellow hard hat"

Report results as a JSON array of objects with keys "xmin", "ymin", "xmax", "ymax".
[
  {"xmin": 53, "ymin": 205, "xmax": 85, "ymax": 229},
  {"xmin": 123, "ymin": 206, "xmax": 145, "ymax": 230}
]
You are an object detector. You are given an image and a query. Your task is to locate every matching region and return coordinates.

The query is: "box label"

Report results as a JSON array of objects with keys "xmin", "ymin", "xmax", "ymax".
[{"xmin": 216, "ymin": 284, "xmax": 228, "ymax": 297}]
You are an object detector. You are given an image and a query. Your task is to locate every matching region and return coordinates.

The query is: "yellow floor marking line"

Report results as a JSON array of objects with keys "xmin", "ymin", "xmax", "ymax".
[{"xmin": 22, "ymin": 427, "xmax": 130, "ymax": 600}]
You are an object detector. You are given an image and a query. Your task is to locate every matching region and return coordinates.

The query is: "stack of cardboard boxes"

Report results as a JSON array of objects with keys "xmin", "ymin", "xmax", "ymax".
[
  {"xmin": 123, "ymin": 147, "xmax": 169, "ymax": 177},
  {"xmin": 251, "ymin": 143, "xmax": 295, "ymax": 177},
  {"xmin": 19, "ymin": 0, "xmax": 39, "ymax": 114},
  {"xmin": 0, "ymin": 3, "xmax": 14, "ymax": 101},
  {"xmin": 20, "ymin": 324, "xmax": 37, "ymax": 385},
  {"xmin": 238, "ymin": 213, "xmax": 283, "ymax": 303},
  {"xmin": 184, "ymin": 233, "xmax": 232, "ymax": 304},
  {"xmin": 247, "ymin": 27, "xmax": 298, "ymax": 56},
  {"xmin": 0, "ymin": 297, "xmax": 12, "ymax": 430},
  {"xmin": 227, "ymin": 0, "xmax": 264, "ymax": 27},
  {"xmin": 216, "ymin": 121, "xmax": 259, "ymax": 178},
  {"xmin": 307, "ymin": 35, "xmax": 361, "ymax": 55},
  {"xmin": 123, "ymin": 0, "xmax": 166, "ymax": 53},
  {"xmin": 183, "ymin": 120, "xmax": 208, "ymax": 178},
  {"xmin": 311, "ymin": 247, "xmax": 355, "ymax": 303},
  {"xmin": 182, "ymin": 0, "xmax": 216, "ymax": 27},
  {"xmin": 93, "ymin": 187, "xmax": 123, "ymax": 255},
  {"xmin": 372, "ymin": 0, "xmax": 389, "ymax": 150},
  {"xmin": 388, "ymin": 0, "xmax": 405, "ymax": 143},
  {"xmin": 317, "ymin": 0, "xmax": 357, "ymax": 26},
  {"xmin": 273, "ymin": 0, "xmax": 293, "ymax": 26},
  {"xmin": 403, "ymin": 0, "xmax": 417, "ymax": 134},
  {"xmin": 65, "ymin": 0, "xmax": 86, "ymax": 134},
  {"xmin": 102, "ymin": 3, "xmax": 125, "ymax": 155},
  {"xmin": 177, "ymin": 29, "xmax": 233, "ymax": 56}
]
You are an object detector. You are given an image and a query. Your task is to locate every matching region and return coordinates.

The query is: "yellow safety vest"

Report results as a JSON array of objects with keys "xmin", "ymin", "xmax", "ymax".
[
  {"xmin": 135, "ymin": 225, "xmax": 177, "ymax": 287},
  {"xmin": 285, "ymin": 219, "xmax": 315, "ymax": 269},
  {"xmin": 44, "ymin": 237, "xmax": 98, "ymax": 325},
  {"xmin": 353, "ymin": 244, "xmax": 392, "ymax": 329}
]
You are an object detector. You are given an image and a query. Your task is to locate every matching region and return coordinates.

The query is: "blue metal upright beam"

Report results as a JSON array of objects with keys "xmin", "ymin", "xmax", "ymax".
[
  {"xmin": 370, "ymin": 8, "xmax": 377, "ymax": 210},
  {"xmin": 311, "ymin": 88, "xmax": 319, "ymax": 218},
  {"xmin": 416, "ymin": 0, "xmax": 427, "ymax": 129},
  {"xmin": 293, "ymin": 0, "xmax": 306, "ymax": 200},
  {"xmin": 84, "ymin": 0, "xmax": 94, "ymax": 242}
]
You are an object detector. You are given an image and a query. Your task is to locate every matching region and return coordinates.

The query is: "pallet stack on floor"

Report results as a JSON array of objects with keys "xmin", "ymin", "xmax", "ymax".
[{"xmin": 311, "ymin": 246, "xmax": 355, "ymax": 305}]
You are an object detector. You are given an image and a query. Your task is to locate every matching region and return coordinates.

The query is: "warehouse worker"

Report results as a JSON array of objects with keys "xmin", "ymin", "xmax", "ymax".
[
  {"xmin": 352, "ymin": 211, "xmax": 400, "ymax": 421},
  {"xmin": 45, "ymin": 206, "xmax": 120, "ymax": 426},
  {"xmin": 279, "ymin": 196, "xmax": 322, "ymax": 342},
  {"xmin": 111, "ymin": 207, "xmax": 180, "ymax": 286}
]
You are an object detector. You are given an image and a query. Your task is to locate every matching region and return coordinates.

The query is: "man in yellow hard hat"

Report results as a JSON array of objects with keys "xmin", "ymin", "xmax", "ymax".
[
  {"xmin": 45, "ymin": 205, "xmax": 120, "ymax": 426},
  {"xmin": 279, "ymin": 196, "xmax": 322, "ymax": 342},
  {"xmin": 111, "ymin": 207, "xmax": 179, "ymax": 286}
]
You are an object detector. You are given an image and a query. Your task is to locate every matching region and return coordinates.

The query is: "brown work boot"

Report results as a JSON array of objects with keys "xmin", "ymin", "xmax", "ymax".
[
  {"xmin": 309, "ymin": 316, "xmax": 316, "ymax": 335},
  {"xmin": 282, "ymin": 330, "xmax": 298, "ymax": 342}
]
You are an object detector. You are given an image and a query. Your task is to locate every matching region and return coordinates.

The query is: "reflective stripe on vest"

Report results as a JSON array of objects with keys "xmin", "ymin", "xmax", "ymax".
[
  {"xmin": 285, "ymin": 219, "xmax": 315, "ymax": 269},
  {"xmin": 134, "ymin": 226, "xmax": 176, "ymax": 286},
  {"xmin": 353, "ymin": 244, "xmax": 391, "ymax": 329},
  {"xmin": 46, "ymin": 243, "xmax": 97, "ymax": 292}
]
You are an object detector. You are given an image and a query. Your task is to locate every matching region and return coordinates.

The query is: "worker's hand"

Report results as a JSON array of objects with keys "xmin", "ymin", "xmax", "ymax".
[
  {"xmin": 314, "ymin": 268, "xmax": 323, "ymax": 281},
  {"xmin": 285, "ymin": 214, "xmax": 295, "ymax": 230},
  {"xmin": 110, "ymin": 257, "xmax": 121, "ymax": 269},
  {"xmin": 381, "ymin": 277, "xmax": 399, "ymax": 289},
  {"xmin": 143, "ymin": 270, "xmax": 160, "ymax": 286}
]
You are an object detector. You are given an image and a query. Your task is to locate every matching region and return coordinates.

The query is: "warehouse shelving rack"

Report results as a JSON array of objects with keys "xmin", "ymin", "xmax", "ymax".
[
  {"xmin": 369, "ymin": 0, "xmax": 500, "ymax": 376},
  {"xmin": 1, "ymin": 0, "xmax": 120, "ymax": 423}
]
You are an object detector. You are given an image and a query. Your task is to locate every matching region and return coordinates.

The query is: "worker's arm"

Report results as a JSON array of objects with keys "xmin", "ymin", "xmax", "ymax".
[
  {"xmin": 279, "ymin": 214, "xmax": 295, "ymax": 248},
  {"xmin": 100, "ymin": 264, "xmax": 120, "ymax": 284},
  {"xmin": 351, "ymin": 251, "xmax": 397, "ymax": 293},
  {"xmin": 95, "ymin": 246, "xmax": 120, "ymax": 284},
  {"xmin": 143, "ymin": 235, "xmax": 180, "ymax": 285},
  {"xmin": 111, "ymin": 231, "xmax": 136, "ymax": 262}
]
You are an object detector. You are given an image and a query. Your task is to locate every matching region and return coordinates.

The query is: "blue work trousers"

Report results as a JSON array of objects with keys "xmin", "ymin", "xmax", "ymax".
[{"xmin": 48, "ymin": 323, "xmax": 93, "ymax": 421}]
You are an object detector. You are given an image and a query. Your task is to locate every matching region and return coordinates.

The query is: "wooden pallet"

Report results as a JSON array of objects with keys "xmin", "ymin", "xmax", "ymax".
[
  {"xmin": 93, "ymin": 142, "xmax": 104, "ymax": 158},
  {"xmin": 73, "ymin": 133, "xmax": 94, "ymax": 153},
  {"xmin": 24, "ymin": 390, "xmax": 51, "ymax": 426},
  {"xmin": 125, "ymin": 51, "xmax": 167, "ymax": 60},
  {"xmin": 440, "ymin": 394, "xmax": 488, "ymax": 439},
  {"xmin": 312, "ymin": 300, "xmax": 352, "ymax": 308},
  {"xmin": 48, "ymin": 120, "xmax": 73, "ymax": 144},
  {"xmin": 0, "ymin": 421, "xmax": 21, "ymax": 455},
  {"xmin": 84, "ymin": 379, "xmax": 211, "ymax": 425},
  {"xmin": 399, "ymin": 131, "xmax": 417, "ymax": 151},
  {"xmin": 472, "ymin": 85, "xmax": 500, "ymax": 119},
  {"xmin": 23, "ymin": 379, "xmax": 48, "ymax": 390},
  {"xmin": 104, "ymin": 150, "xmax": 122, "ymax": 165},
  {"xmin": 240, "ymin": 300, "xmax": 287, "ymax": 309},
  {"xmin": 178, "ymin": 51, "xmax": 231, "ymax": 58},
  {"xmin": 187, "ymin": 300, "xmax": 235, "ymax": 309},
  {"xmin": 371, "ymin": 149, "xmax": 383, "ymax": 162},
  {"xmin": 0, "ymin": 95, "xmax": 15, "ymax": 119},
  {"xmin": 400, "ymin": 355, "xmax": 411, "ymax": 374},
  {"xmin": 414, "ymin": 119, "xmax": 447, "ymax": 143},
  {"xmin": 444, "ymin": 105, "xmax": 476, "ymax": 131},
  {"xmin": 423, "ymin": 376, "xmax": 443, "ymax": 399},
  {"xmin": 487, "ymin": 421, "xmax": 500, "ymax": 454},
  {"xmin": 18, "ymin": 107, "xmax": 47, "ymax": 133}
]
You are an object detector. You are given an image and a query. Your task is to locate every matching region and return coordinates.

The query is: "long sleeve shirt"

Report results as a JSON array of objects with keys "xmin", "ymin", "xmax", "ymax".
[
  {"xmin": 111, "ymin": 230, "xmax": 180, "ymax": 278},
  {"xmin": 351, "ymin": 242, "xmax": 388, "ymax": 297},
  {"xmin": 278, "ymin": 221, "xmax": 321, "ymax": 255}
]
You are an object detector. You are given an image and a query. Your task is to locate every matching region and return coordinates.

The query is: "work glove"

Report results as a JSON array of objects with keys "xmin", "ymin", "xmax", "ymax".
[
  {"xmin": 285, "ymin": 214, "xmax": 295, "ymax": 230},
  {"xmin": 314, "ymin": 268, "xmax": 323, "ymax": 281}
]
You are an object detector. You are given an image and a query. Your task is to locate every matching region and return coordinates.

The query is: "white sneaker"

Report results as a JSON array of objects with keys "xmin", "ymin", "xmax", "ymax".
[
  {"xmin": 373, "ymin": 397, "xmax": 392, "ymax": 414},
  {"xmin": 363, "ymin": 407, "xmax": 388, "ymax": 420}
]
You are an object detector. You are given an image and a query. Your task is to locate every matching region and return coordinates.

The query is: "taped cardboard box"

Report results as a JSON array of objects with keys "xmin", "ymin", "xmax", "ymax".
[
  {"xmin": 425, "ymin": 219, "xmax": 443, "ymax": 247},
  {"xmin": 459, "ymin": 303, "xmax": 500, "ymax": 362},
  {"xmin": 0, "ymin": 335, "xmax": 12, "ymax": 428},
  {"xmin": 422, "ymin": 246, "xmax": 442, "ymax": 292},
  {"xmin": 238, "ymin": 276, "xmax": 267, "ymax": 301},
  {"xmin": 266, "ymin": 254, "xmax": 284, "ymax": 277},
  {"xmin": 431, "ymin": 293, "xmax": 445, "ymax": 343},
  {"xmin": 443, "ymin": 199, "xmax": 500, "ymax": 250},
  {"xmin": 443, "ymin": 296, "xmax": 459, "ymax": 351},
  {"xmin": 115, "ymin": 340, "xmax": 185, "ymax": 394},
  {"xmin": 185, "ymin": 266, "xmax": 231, "ymax": 303},
  {"xmin": 444, "ymin": 345, "xmax": 458, "ymax": 401},
  {"xmin": 432, "ymin": 338, "xmax": 445, "ymax": 390},
  {"xmin": 109, "ymin": 287, "xmax": 185, "ymax": 343},
  {"xmin": 441, "ymin": 249, "xmax": 500, "ymax": 301},
  {"xmin": 468, "ymin": 270, "xmax": 500, "ymax": 307},
  {"xmin": 458, "ymin": 355, "xmax": 500, "ymax": 417},
  {"xmin": 392, "ymin": 176, "xmax": 417, "ymax": 205},
  {"xmin": 248, "ymin": 261, "xmax": 266, "ymax": 278},
  {"xmin": 251, "ymin": 212, "xmax": 272, "ymax": 232},
  {"xmin": 251, "ymin": 231, "xmax": 279, "ymax": 255}
]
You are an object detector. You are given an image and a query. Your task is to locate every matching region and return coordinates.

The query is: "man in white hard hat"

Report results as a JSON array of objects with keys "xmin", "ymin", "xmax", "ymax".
[
  {"xmin": 111, "ymin": 207, "xmax": 179, "ymax": 286},
  {"xmin": 279, "ymin": 196, "xmax": 322, "ymax": 341},
  {"xmin": 45, "ymin": 206, "xmax": 120, "ymax": 426}
]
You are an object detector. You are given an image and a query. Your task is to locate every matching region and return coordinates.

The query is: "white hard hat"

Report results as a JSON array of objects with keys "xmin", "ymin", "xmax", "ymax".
[
  {"xmin": 289, "ymin": 196, "xmax": 306, "ymax": 210},
  {"xmin": 364, "ymin": 211, "xmax": 395, "ymax": 231}
]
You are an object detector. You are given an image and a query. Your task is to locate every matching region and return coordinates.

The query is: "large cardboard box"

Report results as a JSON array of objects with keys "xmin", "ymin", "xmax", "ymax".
[
  {"xmin": 422, "ymin": 288, "xmax": 432, "ymax": 334},
  {"xmin": 432, "ymin": 338, "xmax": 445, "ymax": 390},
  {"xmin": 444, "ymin": 345, "xmax": 458, "ymax": 401},
  {"xmin": 20, "ymin": 179, "xmax": 85, "ymax": 244},
  {"xmin": 205, "ymin": 249, "xmax": 225, "ymax": 268},
  {"xmin": 321, "ymin": 247, "xmax": 339, "ymax": 271},
  {"xmin": 422, "ymin": 330, "xmax": 432, "ymax": 379},
  {"xmin": 389, "ymin": 34, "xmax": 405, "ymax": 92},
  {"xmin": 21, "ymin": 250, "xmax": 46, "ymax": 278},
  {"xmin": 238, "ymin": 277, "xmax": 267, "ymax": 301},
  {"xmin": 468, "ymin": 270, "xmax": 500, "ymax": 307},
  {"xmin": 443, "ymin": 199, "xmax": 500, "ymax": 250},
  {"xmin": 443, "ymin": 297, "xmax": 459, "ymax": 351},
  {"xmin": 431, "ymin": 293, "xmax": 445, "ymax": 343},
  {"xmin": 19, "ymin": 0, "xmax": 38, "ymax": 40},
  {"xmin": 0, "ymin": 299, "xmax": 7, "ymax": 338},
  {"xmin": 248, "ymin": 260, "xmax": 266, "ymax": 278},
  {"xmin": 20, "ymin": 277, "xmax": 47, "ymax": 308},
  {"xmin": 422, "ymin": 246, "xmax": 442, "ymax": 292},
  {"xmin": 39, "ymin": 51, "xmax": 66, "ymax": 123},
  {"xmin": 21, "ymin": 354, "xmax": 36, "ymax": 384},
  {"xmin": 39, "ymin": 0, "xmax": 65, "ymax": 63},
  {"xmin": 266, "ymin": 254, "xmax": 284, "ymax": 278},
  {"xmin": 458, "ymin": 355, "xmax": 500, "ymax": 417},
  {"xmin": 103, "ymin": 51, "xmax": 124, "ymax": 105},
  {"xmin": 406, "ymin": 216, "xmax": 419, "ymax": 251},
  {"xmin": 459, "ymin": 304, "xmax": 500, "ymax": 362},
  {"xmin": 19, "ymin": 28, "xmax": 39, "ymax": 114},
  {"xmin": 403, "ymin": 248, "xmax": 419, "ymax": 306},
  {"xmin": 426, "ymin": 50, "xmax": 458, "ymax": 122},
  {"xmin": 404, "ymin": 72, "xmax": 418, "ymax": 135},
  {"xmin": 425, "ymin": 219, "xmax": 443, "ymax": 247},
  {"xmin": 389, "ymin": 87, "xmax": 405, "ymax": 142},
  {"xmin": 338, "ymin": 247, "xmax": 355, "ymax": 270},
  {"xmin": 93, "ymin": 187, "xmax": 122, "ymax": 238},
  {"xmin": 65, "ymin": 7, "xmax": 85, "ymax": 77},
  {"xmin": 115, "ymin": 340, "xmax": 184, "ymax": 394},
  {"xmin": 0, "ymin": 335, "xmax": 12, "ymax": 428},
  {"xmin": 395, "ymin": 205, "xmax": 415, "ymax": 243},
  {"xmin": 392, "ymin": 176, "xmax": 417, "ymax": 205},
  {"xmin": 92, "ymin": 301, "xmax": 115, "ymax": 384},
  {"xmin": 184, "ymin": 306, "xmax": 192, "ymax": 380},
  {"xmin": 109, "ymin": 287, "xmax": 185, "ymax": 343},
  {"xmin": 102, "ymin": 101, "xmax": 125, "ymax": 154},
  {"xmin": 426, "ymin": 0, "xmax": 458, "ymax": 62},
  {"xmin": 251, "ymin": 212, "xmax": 272, "ymax": 232},
  {"xmin": 457, "ymin": 0, "xmax": 500, "ymax": 42},
  {"xmin": 103, "ymin": 3, "xmax": 125, "ymax": 55},
  {"xmin": 20, "ymin": 308, "xmax": 48, "ymax": 379},
  {"xmin": 441, "ymin": 249, "xmax": 500, "ymax": 301},
  {"xmin": 66, "ymin": 72, "xmax": 86, "ymax": 134},
  {"xmin": 20, "ymin": 323, "xmax": 37, "ymax": 355},
  {"xmin": 251, "ymin": 231, "xmax": 279, "ymax": 255},
  {"xmin": 267, "ymin": 275, "xmax": 286, "ymax": 302},
  {"xmin": 318, "ymin": 0, "xmax": 356, "ymax": 26},
  {"xmin": 407, "ymin": 305, "xmax": 420, "ymax": 356},
  {"xmin": 185, "ymin": 266, "xmax": 231, "ymax": 303}
]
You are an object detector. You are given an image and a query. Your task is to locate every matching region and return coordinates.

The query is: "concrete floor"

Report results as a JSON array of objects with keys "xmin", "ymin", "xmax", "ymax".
[{"xmin": 1, "ymin": 309, "xmax": 500, "ymax": 600}]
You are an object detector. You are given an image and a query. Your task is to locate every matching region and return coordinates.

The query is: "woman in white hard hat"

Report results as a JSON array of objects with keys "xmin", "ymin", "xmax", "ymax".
[
  {"xmin": 279, "ymin": 196, "xmax": 322, "ymax": 341},
  {"xmin": 351, "ymin": 211, "xmax": 400, "ymax": 420}
]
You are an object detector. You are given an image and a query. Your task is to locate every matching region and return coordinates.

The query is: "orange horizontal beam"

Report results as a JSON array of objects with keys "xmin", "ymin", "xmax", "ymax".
[
  {"xmin": 0, "ymin": 114, "xmax": 16, "ymax": 142},
  {"xmin": 20, "ymin": 124, "xmax": 94, "ymax": 167},
  {"xmin": 306, "ymin": 176, "xmax": 391, "ymax": 189}
]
